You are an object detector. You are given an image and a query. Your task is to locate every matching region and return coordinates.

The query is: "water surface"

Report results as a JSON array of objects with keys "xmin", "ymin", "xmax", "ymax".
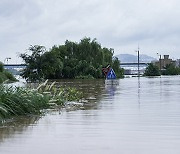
[{"xmin": 1, "ymin": 76, "xmax": 180, "ymax": 154}]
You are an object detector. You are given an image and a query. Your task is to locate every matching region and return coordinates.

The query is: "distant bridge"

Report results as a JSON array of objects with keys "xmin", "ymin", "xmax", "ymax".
[
  {"xmin": 4, "ymin": 64, "xmax": 26, "ymax": 69},
  {"xmin": 120, "ymin": 62, "xmax": 150, "ymax": 66},
  {"xmin": 3, "ymin": 63, "xmax": 150, "ymax": 75},
  {"xmin": 120, "ymin": 63, "xmax": 150, "ymax": 75}
]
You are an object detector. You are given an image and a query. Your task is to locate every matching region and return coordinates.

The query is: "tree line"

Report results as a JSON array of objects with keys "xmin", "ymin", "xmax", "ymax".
[
  {"xmin": 144, "ymin": 63, "xmax": 180, "ymax": 76},
  {"xmin": 20, "ymin": 37, "xmax": 124, "ymax": 82}
]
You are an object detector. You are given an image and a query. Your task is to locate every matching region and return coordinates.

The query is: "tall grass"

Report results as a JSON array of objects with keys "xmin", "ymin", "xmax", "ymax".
[
  {"xmin": 0, "ymin": 81, "xmax": 83, "ymax": 122},
  {"xmin": 36, "ymin": 81, "xmax": 83, "ymax": 105},
  {"xmin": 0, "ymin": 85, "xmax": 50, "ymax": 121}
]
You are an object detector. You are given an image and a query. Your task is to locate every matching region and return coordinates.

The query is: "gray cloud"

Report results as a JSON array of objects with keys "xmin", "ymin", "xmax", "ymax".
[{"xmin": 1, "ymin": 0, "xmax": 180, "ymax": 63}]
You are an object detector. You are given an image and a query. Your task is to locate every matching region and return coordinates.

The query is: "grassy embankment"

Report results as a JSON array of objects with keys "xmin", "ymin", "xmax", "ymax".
[
  {"xmin": 0, "ymin": 80, "xmax": 83, "ymax": 122},
  {"xmin": 0, "ymin": 62, "xmax": 18, "ymax": 84}
]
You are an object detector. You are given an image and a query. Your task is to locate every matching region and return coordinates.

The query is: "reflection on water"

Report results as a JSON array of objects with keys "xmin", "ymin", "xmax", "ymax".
[
  {"xmin": 1, "ymin": 76, "xmax": 180, "ymax": 154},
  {"xmin": 54, "ymin": 79, "xmax": 106, "ymax": 111},
  {"xmin": 0, "ymin": 116, "xmax": 40, "ymax": 143}
]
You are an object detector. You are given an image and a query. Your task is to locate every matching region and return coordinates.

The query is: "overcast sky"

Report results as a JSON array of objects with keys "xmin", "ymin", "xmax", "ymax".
[{"xmin": 1, "ymin": 0, "xmax": 180, "ymax": 63}]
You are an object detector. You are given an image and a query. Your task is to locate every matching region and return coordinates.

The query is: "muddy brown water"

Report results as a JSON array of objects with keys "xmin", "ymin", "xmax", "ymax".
[{"xmin": 1, "ymin": 77, "xmax": 180, "ymax": 154}]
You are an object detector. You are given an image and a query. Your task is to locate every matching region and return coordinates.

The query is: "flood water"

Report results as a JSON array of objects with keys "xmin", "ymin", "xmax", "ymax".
[{"xmin": 1, "ymin": 76, "xmax": 180, "ymax": 154}]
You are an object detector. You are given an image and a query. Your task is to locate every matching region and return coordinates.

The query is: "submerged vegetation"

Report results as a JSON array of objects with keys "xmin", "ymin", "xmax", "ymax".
[
  {"xmin": 0, "ymin": 81, "xmax": 83, "ymax": 122},
  {"xmin": 0, "ymin": 62, "xmax": 18, "ymax": 83},
  {"xmin": 20, "ymin": 37, "xmax": 124, "ymax": 82}
]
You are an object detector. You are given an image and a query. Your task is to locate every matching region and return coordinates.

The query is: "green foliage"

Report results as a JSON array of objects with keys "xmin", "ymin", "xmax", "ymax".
[
  {"xmin": 75, "ymin": 75, "xmax": 95, "ymax": 79},
  {"xmin": 0, "ymin": 62, "xmax": 4, "ymax": 72},
  {"xmin": 37, "ymin": 81, "xmax": 83, "ymax": 104},
  {"xmin": 20, "ymin": 45, "xmax": 47, "ymax": 82},
  {"xmin": 0, "ymin": 82, "xmax": 83, "ymax": 122},
  {"xmin": 20, "ymin": 38, "xmax": 124, "ymax": 81},
  {"xmin": 3, "ymin": 70, "xmax": 18, "ymax": 82},
  {"xmin": 57, "ymin": 87, "xmax": 83, "ymax": 102},
  {"xmin": 112, "ymin": 57, "xmax": 124, "ymax": 78},
  {"xmin": 20, "ymin": 45, "xmax": 63, "ymax": 82},
  {"xmin": 0, "ymin": 62, "xmax": 18, "ymax": 83},
  {"xmin": 0, "ymin": 76, "xmax": 3, "ymax": 83},
  {"xmin": 0, "ymin": 72, "xmax": 6, "ymax": 83},
  {"xmin": 144, "ymin": 63, "xmax": 161, "ymax": 76},
  {"xmin": 162, "ymin": 64, "xmax": 180, "ymax": 75},
  {"xmin": 0, "ymin": 85, "xmax": 50, "ymax": 121}
]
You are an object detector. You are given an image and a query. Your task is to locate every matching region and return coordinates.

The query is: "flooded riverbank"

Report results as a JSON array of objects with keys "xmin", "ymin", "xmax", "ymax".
[{"xmin": 1, "ymin": 76, "xmax": 180, "ymax": 154}]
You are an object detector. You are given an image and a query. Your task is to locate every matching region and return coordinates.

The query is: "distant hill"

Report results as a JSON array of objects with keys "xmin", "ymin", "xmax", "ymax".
[{"xmin": 115, "ymin": 54, "xmax": 157, "ymax": 63}]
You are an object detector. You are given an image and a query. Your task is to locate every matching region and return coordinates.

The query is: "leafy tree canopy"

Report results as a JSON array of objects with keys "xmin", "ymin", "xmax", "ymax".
[
  {"xmin": 162, "ymin": 64, "xmax": 180, "ymax": 75},
  {"xmin": 144, "ymin": 63, "xmax": 160, "ymax": 76},
  {"xmin": 20, "ymin": 37, "xmax": 124, "ymax": 81}
]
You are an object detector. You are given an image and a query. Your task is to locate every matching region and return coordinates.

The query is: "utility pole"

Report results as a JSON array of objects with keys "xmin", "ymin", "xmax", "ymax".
[
  {"xmin": 159, "ymin": 54, "xmax": 161, "ymax": 73},
  {"xmin": 157, "ymin": 53, "xmax": 161, "ymax": 74},
  {"xmin": 137, "ymin": 46, "xmax": 140, "ymax": 77}
]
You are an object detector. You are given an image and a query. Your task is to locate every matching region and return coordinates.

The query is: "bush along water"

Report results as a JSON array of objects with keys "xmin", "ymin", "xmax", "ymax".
[
  {"xmin": 0, "ymin": 62, "xmax": 18, "ymax": 84},
  {"xmin": 0, "ymin": 80, "xmax": 83, "ymax": 122}
]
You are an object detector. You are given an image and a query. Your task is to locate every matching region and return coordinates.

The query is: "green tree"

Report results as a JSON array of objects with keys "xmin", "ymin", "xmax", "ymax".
[
  {"xmin": 49, "ymin": 37, "xmax": 115, "ymax": 79},
  {"xmin": 112, "ymin": 57, "xmax": 124, "ymax": 78},
  {"xmin": 20, "ymin": 45, "xmax": 46, "ymax": 81},
  {"xmin": 162, "ymin": 64, "xmax": 180, "ymax": 75},
  {"xmin": 41, "ymin": 51, "xmax": 63, "ymax": 79},
  {"xmin": 20, "ymin": 38, "xmax": 124, "ymax": 81},
  {"xmin": 20, "ymin": 45, "xmax": 63, "ymax": 81},
  {"xmin": 144, "ymin": 63, "xmax": 160, "ymax": 76}
]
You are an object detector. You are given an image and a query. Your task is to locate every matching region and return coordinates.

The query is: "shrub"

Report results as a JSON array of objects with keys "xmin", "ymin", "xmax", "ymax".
[
  {"xmin": 4, "ymin": 70, "xmax": 18, "ymax": 82},
  {"xmin": 0, "ymin": 62, "xmax": 4, "ymax": 72},
  {"xmin": 0, "ymin": 62, "xmax": 18, "ymax": 83},
  {"xmin": 161, "ymin": 64, "xmax": 180, "ymax": 75},
  {"xmin": 144, "ymin": 63, "xmax": 160, "ymax": 76}
]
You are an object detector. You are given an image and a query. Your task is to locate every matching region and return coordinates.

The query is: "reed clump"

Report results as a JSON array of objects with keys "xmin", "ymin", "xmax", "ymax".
[
  {"xmin": 0, "ymin": 85, "xmax": 49, "ymax": 121},
  {"xmin": 0, "ymin": 80, "xmax": 83, "ymax": 122},
  {"xmin": 36, "ymin": 80, "xmax": 83, "ymax": 106}
]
